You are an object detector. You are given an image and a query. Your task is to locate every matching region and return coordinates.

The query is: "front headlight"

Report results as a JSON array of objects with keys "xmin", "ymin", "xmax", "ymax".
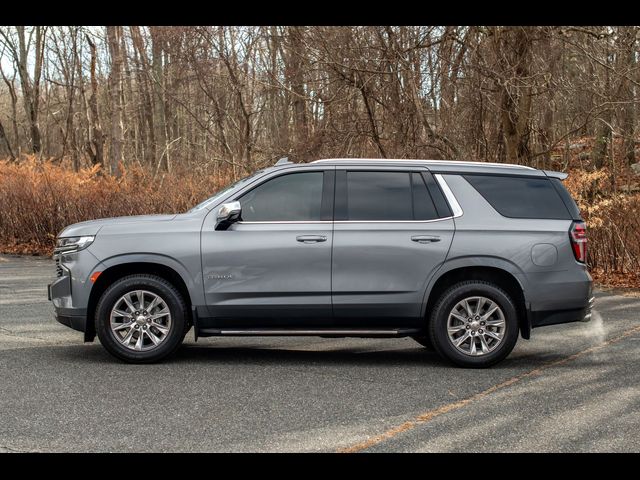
[{"xmin": 56, "ymin": 235, "xmax": 95, "ymax": 253}]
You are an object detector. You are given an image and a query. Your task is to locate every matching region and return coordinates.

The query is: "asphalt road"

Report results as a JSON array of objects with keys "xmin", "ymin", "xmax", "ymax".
[{"xmin": 0, "ymin": 254, "xmax": 639, "ymax": 453}]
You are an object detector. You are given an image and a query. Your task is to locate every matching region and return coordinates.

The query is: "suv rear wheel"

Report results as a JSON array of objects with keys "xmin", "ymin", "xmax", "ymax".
[
  {"xmin": 429, "ymin": 281, "xmax": 519, "ymax": 368},
  {"xmin": 95, "ymin": 274, "xmax": 188, "ymax": 363}
]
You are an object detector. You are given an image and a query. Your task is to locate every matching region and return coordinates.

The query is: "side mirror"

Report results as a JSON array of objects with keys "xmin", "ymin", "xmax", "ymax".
[{"xmin": 215, "ymin": 201, "xmax": 242, "ymax": 231}]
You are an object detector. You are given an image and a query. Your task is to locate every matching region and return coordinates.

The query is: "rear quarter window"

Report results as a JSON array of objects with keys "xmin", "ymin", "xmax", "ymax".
[
  {"xmin": 463, "ymin": 174, "xmax": 572, "ymax": 220},
  {"xmin": 549, "ymin": 177, "xmax": 582, "ymax": 220}
]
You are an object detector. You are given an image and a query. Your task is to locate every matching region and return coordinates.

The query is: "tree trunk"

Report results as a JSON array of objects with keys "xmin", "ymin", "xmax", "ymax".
[
  {"xmin": 495, "ymin": 27, "xmax": 533, "ymax": 165},
  {"xmin": 0, "ymin": 55, "xmax": 21, "ymax": 158},
  {"xmin": 51, "ymin": 27, "xmax": 79, "ymax": 169},
  {"xmin": 107, "ymin": 26, "xmax": 124, "ymax": 177},
  {"xmin": 618, "ymin": 26, "xmax": 636, "ymax": 165},
  {"xmin": 83, "ymin": 34, "xmax": 104, "ymax": 169},
  {"xmin": 286, "ymin": 26, "xmax": 308, "ymax": 160},
  {"xmin": 130, "ymin": 26, "xmax": 157, "ymax": 167},
  {"xmin": 120, "ymin": 27, "xmax": 136, "ymax": 165},
  {"xmin": 0, "ymin": 120, "xmax": 15, "ymax": 160},
  {"xmin": 150, "ymin": 27, "xmax": 168, "ymax": 172},
  {"xmin": 538, "ymin": 30, "xmax": 562, "ymax": 169},
  {"xmin": 500, "ymin": 89, "xmax": 519, "ymax": 163},
  {"xmin": 592, "ymin": 42, "xmax": 612, "ymax": 169},
  {"xmin": 14, "ymin": 26, "xmax": 44, "ymax": 153}
]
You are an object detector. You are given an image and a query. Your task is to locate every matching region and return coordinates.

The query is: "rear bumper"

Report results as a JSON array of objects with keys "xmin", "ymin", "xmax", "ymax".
[{"xmin": 530, "ymin": 295, "xmax": 595, "ymax": 329}]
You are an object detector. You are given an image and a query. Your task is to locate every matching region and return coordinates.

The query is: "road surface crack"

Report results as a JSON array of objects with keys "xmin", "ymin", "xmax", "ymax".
[
  {"xmin": 0, "ymin": 325, "xmax": 49, "ymax": 342},
  {"xmin": 0, "ymin": 444, "xmax": 38, "ymax": 453}
]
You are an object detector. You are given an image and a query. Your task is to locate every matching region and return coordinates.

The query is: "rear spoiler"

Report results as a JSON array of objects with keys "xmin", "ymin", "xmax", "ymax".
[{"xmin": 543, "ymin": 170, "xmax": 569, "ymax": 181}]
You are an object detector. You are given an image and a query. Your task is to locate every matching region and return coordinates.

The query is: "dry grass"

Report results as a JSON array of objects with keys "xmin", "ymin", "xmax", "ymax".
[
  {"xmin": 1, "ymin": 155, "xmax": 639, "ymax": 288},
  {"xmin": 0, "ymin": 157, "xmax": 233, "ymax": 255}
]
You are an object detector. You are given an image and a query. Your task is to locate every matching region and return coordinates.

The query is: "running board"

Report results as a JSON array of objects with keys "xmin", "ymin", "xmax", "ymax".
[{"xmin": 197, "ymin": 328, "xmax": 421, "ymax": 338}]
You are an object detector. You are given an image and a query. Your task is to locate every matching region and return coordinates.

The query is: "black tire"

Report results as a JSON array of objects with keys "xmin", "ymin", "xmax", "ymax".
[
  {"xmin": 428, "ymin": 281, "xmax": 519, "ymax": 368},
  {"xmin": 95, "ymin": 274, "xmax": 188, "ymax": 363},
  {"xmin": 412, "ymin": 335, "xmax": 435, "ymax": 351}
]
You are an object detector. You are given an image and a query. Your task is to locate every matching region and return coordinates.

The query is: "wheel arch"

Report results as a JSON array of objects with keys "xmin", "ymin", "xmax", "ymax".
[
  {"xmin": 422, "ymin": 259, "xmax": 530, "ymax": 339},
  {"xmin": 85, "ymin": 258, "xmax": 195, "ymax": 342}
]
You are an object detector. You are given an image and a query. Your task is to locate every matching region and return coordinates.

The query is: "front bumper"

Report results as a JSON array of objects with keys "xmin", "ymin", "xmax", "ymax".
[
  {"xmin": 54, "ymin": 311, "xmax": 87, "ymax": 332},
  {"xmin": 48, "ymin": 276, "xmax": 87, "ymax": 333}
]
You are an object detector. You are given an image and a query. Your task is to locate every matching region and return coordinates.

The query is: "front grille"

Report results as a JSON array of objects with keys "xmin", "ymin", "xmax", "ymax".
[{"xmin": 53, "ymin": 249, "xmax": 63, "ymax": 277}]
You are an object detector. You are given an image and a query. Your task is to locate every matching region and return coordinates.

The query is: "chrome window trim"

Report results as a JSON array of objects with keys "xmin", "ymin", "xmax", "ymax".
[
  {"xmin": 237, "ymin": 218, "xmax": 454, "ymax": 224},
  {"xmin": 237, "ymin": 218, "xmax": 454, "ymax": 225},
  {"xmin": 237, "ymin": 221, "xmax": 331, "ymax": 225},
  {"xmin": 434, "ymin": 174, "xmax": 463, "ymax": 218},
  {"xmin": 334, "ymin": 218, "xmax": 453, "ymax": 224}
]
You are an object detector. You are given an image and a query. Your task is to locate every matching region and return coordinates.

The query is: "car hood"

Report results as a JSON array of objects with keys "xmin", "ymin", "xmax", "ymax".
[{"xmin": 58, "ymin": 214, "xmax": 178, "ymax": 238}]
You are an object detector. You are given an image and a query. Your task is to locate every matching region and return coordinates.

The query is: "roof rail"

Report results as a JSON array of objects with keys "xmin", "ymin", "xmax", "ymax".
[
  {"xmin": 310, "ymin": 158, "xmax": 535, "ymax": 170},
  {"xmin": 275, "ymin": 157, "xmax": 293, "ymax": 166}
]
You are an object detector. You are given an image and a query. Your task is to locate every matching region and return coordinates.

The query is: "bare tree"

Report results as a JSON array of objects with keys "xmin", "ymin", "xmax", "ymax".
[
  {"xmin": 106, "ymin": 26, "xmax": 124, "ymax": 176},
  {"xmin": 150, "ymin": 26, "xmax": 168, "ymax": 172},
  {"xmin": 617, "ymin": 26, "xmax": 637, "ymax": 165},
  {"xmin": 82, "ymin": 32, "xmax": 104, "ymax": 168},
  {"xmin": 0, "ymin": 26, "xmax": 46, "ymax": 153},
  {"xmin": 0, "ymin": 25, "xmax": 637, "ymax": 176}
]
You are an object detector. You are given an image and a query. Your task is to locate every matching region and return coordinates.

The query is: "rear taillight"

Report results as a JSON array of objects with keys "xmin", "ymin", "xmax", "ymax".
[{"xmin": 570, "ymin": 221, "xmax": 587, "ymax": 263}]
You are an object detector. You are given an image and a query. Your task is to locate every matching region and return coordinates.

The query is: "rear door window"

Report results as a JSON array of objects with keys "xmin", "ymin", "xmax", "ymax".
[
  {"xmin": 412, "ymin": 173, "xmax": 439, "ymax": 220},
  {"xmin": 346, "ymin": 171, "xmax": 413, "ymax": 221},
  {"xmin": 343, "ymin": 171, "xmax": 441, "ymax": 221}
]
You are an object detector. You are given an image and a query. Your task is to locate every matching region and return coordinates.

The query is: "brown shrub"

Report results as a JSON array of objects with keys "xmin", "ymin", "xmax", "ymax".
[
  {"xmin": 0, "ymin": 158, "xmax": 233, "ymax": 255},
  {"xmin": 564, "ymin": 168, "xmax": 640, "ymax": 286}
]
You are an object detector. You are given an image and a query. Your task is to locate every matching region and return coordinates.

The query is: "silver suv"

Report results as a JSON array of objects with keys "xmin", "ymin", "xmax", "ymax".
[{"xmin": 48, "ymin": 158, "xmax": 593, "ymax": 367}]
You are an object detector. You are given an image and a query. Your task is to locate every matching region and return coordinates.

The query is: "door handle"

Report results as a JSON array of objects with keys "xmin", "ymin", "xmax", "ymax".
[
  {"xmin": 411, "ymin": 235, "xmax": 441, "ymax": 244},
  {"xmin": 296, "ymin": 235, "xmax": 327, "ymax": 244}
]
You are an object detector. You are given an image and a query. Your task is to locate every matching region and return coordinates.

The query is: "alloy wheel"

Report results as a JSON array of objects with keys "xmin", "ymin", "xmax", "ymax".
[
  {"xmin": 109, "ymin": 290, "xmax": 172, "ymax": 351},
  {"xmin": 446, "ymin": 296, "xmax": 506, "ymax": 356}
]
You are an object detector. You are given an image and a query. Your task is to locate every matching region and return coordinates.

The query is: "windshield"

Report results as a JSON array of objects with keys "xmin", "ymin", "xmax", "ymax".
[{"xmin": 188, "ymin": 170, "xmax": 265, "ymax": 212}]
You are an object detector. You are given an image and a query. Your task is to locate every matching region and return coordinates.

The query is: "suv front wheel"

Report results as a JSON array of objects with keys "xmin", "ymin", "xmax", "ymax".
[
  {"xmin": 429, "ymin": 281, "xmax": 519, "ymax": 368},
  {"xmin": 95, "ymin": 274, "xmax": 188, "ymax": 363}
]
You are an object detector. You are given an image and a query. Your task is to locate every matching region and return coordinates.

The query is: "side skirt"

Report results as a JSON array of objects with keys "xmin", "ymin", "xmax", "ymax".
[{"xmin": 197, "ymin": 327, "xmax": 421, "ymax": 338}]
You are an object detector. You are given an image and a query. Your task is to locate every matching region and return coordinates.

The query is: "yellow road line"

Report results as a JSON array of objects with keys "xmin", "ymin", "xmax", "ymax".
[{"xmin": 338, "ymin": 324, "xmax": 640, "ymax": 453}]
